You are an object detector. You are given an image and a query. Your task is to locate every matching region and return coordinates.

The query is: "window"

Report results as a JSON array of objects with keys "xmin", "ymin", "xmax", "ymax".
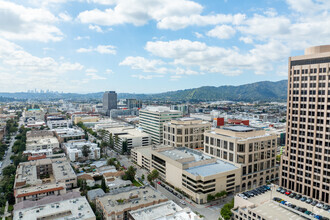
[{"xmin": 238, "ymin": 144, "xmax": 245, "ymax": 152}]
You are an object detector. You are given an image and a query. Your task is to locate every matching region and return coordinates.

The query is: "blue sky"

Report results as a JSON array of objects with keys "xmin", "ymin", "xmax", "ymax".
[{"xmin": 0, "ymin": 0, "xmax": 330, "ymax": 93}]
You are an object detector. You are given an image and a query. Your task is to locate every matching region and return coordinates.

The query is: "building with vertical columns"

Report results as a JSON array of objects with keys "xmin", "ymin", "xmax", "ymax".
[
  {"xmin": 163, "ymin": 118, "xmax": 211, "ymax": 149},
  {"xmin": 280, "ymin": 45, "xmax": 330, "ymax": 204},
  {"xmin": 139, "ymin": 106, "xmax": 183, "ymax": 144}
]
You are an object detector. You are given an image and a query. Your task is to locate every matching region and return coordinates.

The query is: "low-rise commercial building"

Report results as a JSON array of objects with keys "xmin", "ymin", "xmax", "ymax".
[
  {"xmin": 204, "ymin": 125, "xmax": 279, "ymax": 191},
  {"xmin": 23, "ymin": 108, "xmax": 45, "ymax": 123},
  {"xmin": 47, "ymin": 119, "xmax": 72, "ymax": 129},
  {"xmin": 128, "ymin": 200, "xmax": 202, "ymax": 220},
  {"xmin": 53, "ymin": 127, "xmax": 85, "ymax": 143},
  {"xmin": 13, "ymin": 192, "xmax": 95, "ymax": 220},
  {"xmin": 132, "ymin": 145, "xmax": 241, "ymax": 204},
  {"xmin": 163, "ymin": 118, "xmax": 211, "ymax": 149},
  {"xmin": 96, "ymin": 186, "xmax": 168, "ymax": 220},
  {"xmin": 62, "ymin": 140, "xmax": 100, "ymax": 161},
  {"xmin": 104, "ymin": 127, "xmax": 151, "ymax": 153},
  {"xmin": 26, "ymin": 136, "xmax": 60, "ymax": 152}
]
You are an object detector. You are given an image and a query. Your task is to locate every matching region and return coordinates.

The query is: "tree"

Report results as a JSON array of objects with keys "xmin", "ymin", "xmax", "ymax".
[
  {"xmin": 2, "ymin": 165, "xmax": 16, "ymax": 177},
  {"xmin": 109, "ymin": 133, "xmax": 114, "ymax": 149},
  {"xmin": 207, "ymin": 194, "xmax": 215, "ymax": 202},
  {"xmin": 147, "ymin": 169, "xmax": 159, "ymax": 182},
  {"xmin": 100, "ymin": 141, "xmax": 108, "ymax": 156},
  {"xmin": 101, "ymin": 177, "xmax": 108, "ymax": 192},
  {"xmin": 220, "ymin": 199, "xmax": 234, "ymax": 220},
  {"xmin": 141, "ymin": 174, "xmax": 145, "ymax": 181},
  {"xmin": 82, "ymin": 145, "xmax": 91, "ymax": 158},
  {"xmin": 123, "ymin": 166, "xmax": 136, "ymax": 181},
  {"xmin": 122, "ymin": 140, "xmax": 128, "ymax": 154},
  {"xmin": 107, "ymin": 158, "xmax": 117, "ymax": 166}
]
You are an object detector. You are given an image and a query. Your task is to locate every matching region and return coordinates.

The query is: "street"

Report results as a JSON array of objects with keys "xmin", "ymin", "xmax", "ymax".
[{"xmin": 0, "ymin": 134, "xmax": 16, "ymax": 176}]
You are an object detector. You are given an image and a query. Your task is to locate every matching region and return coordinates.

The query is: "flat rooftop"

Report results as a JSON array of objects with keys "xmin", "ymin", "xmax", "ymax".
[
  {"xmin": 129, "ymin": 200, "xmax": 200, "ymax": 220},
  {"xmin": 15, "ymin": 182, "xmax": 66, "ymax": 198},
  {"xmin": 222, "ymin": 125, "xmax": 256, "ymax": 132},
  {"xmin": 234, "ymin": 188, "xmax": 330, "ymax": 220},
  {"xmin": 159, "ymin": 147, "xmax": 212, "ymax": 162},
  {"xmin": 185, "ymin": 160, "xmax": 238, "ymax": 176},
  {"xmin": 97, "ymin": 186, "xmax": 167, "ymax": 214},
  {"xmin": 105, "ymin": 127, "xmax": 150, "ymax": 138},
  {"xmin": 13, "ymin": 193, "xmax": 95, "ymax": 220}
]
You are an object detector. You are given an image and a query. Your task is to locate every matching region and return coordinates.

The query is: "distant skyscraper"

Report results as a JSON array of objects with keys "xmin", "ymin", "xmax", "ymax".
[
  {"xmin": 103, "ymin": 91, "xmax": 117, "ymax": 116},
  {"xmin": 280, "ymin": 45, "xmax": 330, "ymax": 204},
  {"xmin": 126, "ymin": 99, "xmax": 142, "ymax": 109}
]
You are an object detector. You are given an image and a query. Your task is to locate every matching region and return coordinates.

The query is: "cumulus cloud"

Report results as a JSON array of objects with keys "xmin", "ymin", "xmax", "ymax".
[
  {"xmin": 77, "ymin": 45, "xmax": 116, "ymax": 54},
  {"xmin": 206, "ymin": 25, "xmax": 236, "ymax": 39},
  {"xmin": 120, "ymin": 56, "xmax": 168, "ymax": 74},
  {"xmin": 89, "ymin": 24, "xmax": 103, "ymax": 32},
  {"xmin": 131, "ymin": 74, "xmax": 164, "ymax": 80},
  {"xmin": 78, "ymin": 0, "xmax": 245, "ymax": 30},
  {"xmin": 0, "ymin": 1, "xmax": 63, "ymax": 42}
]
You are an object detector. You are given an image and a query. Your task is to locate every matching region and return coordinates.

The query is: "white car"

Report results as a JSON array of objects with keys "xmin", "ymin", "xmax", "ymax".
[
  {"xmin": 238, "ymin": 193, "xmax": 248, "ymax": 200},
  {"xmin": 180, "ymin": 200, "xmax": 186, "ymax": 205}
]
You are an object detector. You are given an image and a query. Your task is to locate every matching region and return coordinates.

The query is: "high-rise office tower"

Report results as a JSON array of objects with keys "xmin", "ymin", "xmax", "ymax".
[
  {"xmin": 103, "ymin": 91, "xmax": 117, "ymax": 116},
  {"xmin": 139, "ymin": 106, "xmax": 183, "ymax": 144},
  {"xmin": 280, "ymin": 45, "xmax": 330, "ymax": 204}
]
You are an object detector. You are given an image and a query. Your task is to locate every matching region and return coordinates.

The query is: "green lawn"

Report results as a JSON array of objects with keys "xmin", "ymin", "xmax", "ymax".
[{"xmin": 132, "ymin": 179, "xmax": 142, "ymax": 187}]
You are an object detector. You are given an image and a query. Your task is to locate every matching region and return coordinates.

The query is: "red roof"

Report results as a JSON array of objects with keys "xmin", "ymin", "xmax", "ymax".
[
  {"xmin": 16, "ymin": 186, "xmax": 64, "ymax": 198},
  {"xmin": 28, "ymin": 155, "xmax": 47, "ymax": 161}
]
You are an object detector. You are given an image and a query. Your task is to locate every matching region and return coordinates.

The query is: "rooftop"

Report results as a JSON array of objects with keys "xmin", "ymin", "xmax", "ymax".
[
  {"xmin": 143, "ymin": 106, "xmax": 182, "ymax": 113},
  {"xmin": 13, "ymin": 192, "xmax": 95, "ymax": 220},
  {"xmin": 97, "ymin": 186, "xmax": 167, "ymax": 214},
  {"xmin": 159, "ymin": 147, "xmax": 211, "ymax": 163},
  {"xmin": 105, "ymin": 127, "xmax": 150, "ymax": 138},
  {"xmin": 15, "ymin": 182, "xmax": 66, "ymax": 198},
  {"xmin": 185, "ymin": 160, "xmax": 238, "ymax": 176},
  {"xmin": 222, "ymin": 125, "xmax": 256, "ymax": 132},
  {"xmin": 129, "ymin": 200, "xmax": 201, "ymax": 220}
]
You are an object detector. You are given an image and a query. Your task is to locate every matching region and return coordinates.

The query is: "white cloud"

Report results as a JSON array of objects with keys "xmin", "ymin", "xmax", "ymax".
[
  {"xmin": 106, "ymin": 69, "xmax": 114, "ymax": 74},
  {"xmin": 194, "ymin": 32, "xmax": 204, "ymax": 38},
  {"xmin": 131, "ymin": 74, "xmax": 164, "ymax": 80},
  {"xmin": 77, "ymin": 45, "xmax": 116, "ymax": 54},
  {"xmin": 59, "ymin": 12, "xmax": 72, "ymax": 21},
  {"xmin": 89, "ymin": 24, "xmax": 103, "ymax": 32},
  {"xmin": 120, "ymin": 56, "xmax": 168, "ymax": 74},
  {"xmin": 74, "ymin": 36, "xmax": 90, "ymax": 40},
  {"xmin": 79, "ymin": 0, "xmax": 245, "ymax": 30},
  {"xmin": 206, "ymin": 25, "xmax": 236, "ymax": 39},
  {"xmin": 239, "ymin": 37, "xmax": 253, "ymax": 44},
  {"xmin": 0, "ymin": 38, "xmax": 84, "ymax": 92},
  {"xmin": 86, "ymin": 72, "xmax": 107, "ymax": 80},
  {"xmin": 170, "ymin": 75, "xmax": 182, "ymax": 81},
  {"xmin": 87, "ymin": 0, "xmax": 118, "ymax": 5},
  {"xmin": 0, "ymin": 1, "xmax": 63, "ymax": 42},
  {"xmin": 86, "ymin": 68, "xmax": 98, "ymax": 73}
]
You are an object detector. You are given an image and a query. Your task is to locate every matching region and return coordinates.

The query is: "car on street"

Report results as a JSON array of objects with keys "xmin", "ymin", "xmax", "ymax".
[{"xmin": 180, "ymin": 200, "xmax": 186, "ymax": 205}]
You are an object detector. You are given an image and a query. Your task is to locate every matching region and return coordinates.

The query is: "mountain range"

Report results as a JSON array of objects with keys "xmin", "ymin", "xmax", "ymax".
[{"xmin": 0, "ymin": 80, "xmax": 288, "ymax": 102}]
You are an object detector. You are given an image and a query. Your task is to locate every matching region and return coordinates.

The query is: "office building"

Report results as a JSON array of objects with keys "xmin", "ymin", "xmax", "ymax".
[
  {"xmin": 163, "ymin": 118, "xmax": 211, "ymax": 149},
  {"xmin": 204, "ymin": 125, "xmax": 279, "ymax": 191},
  {"xmin": 104, "ymin": 127, "xmax": 152, "ymax": 154},
  {"xmin": 280, "ymin": 45, "xmax": 330, "ymax": 204},
  {"xmin": 139, "ymin": 106, "xmax": 183, "ymax": 144},
  {"xmin": 131, "ymin": 145, "xmax": 241, "ymax": 204},
  {"xmin": 103, "ymin": 91, "xmax": 117, "ymax": 116},
  {"xmin": 26, "ymin": 135, "xmax": 60, "ymax": 152},
  {"xmin": 13, "ymin": 192, "xmax": 96, "ymax": 220},
  {"xmin": 53, "ymin": 127, "xmax": 85, "ymax": 143},
  {"xmin": 22, "ymin": 108, "xmax": 45, "ymax": 123},
  {"xmin": 95, "ymin": 186, "xmax": 168, "ymax": 220},
  {"xmin": 126, "ymin": 99, "xmax": 142, "ymax": 109}
]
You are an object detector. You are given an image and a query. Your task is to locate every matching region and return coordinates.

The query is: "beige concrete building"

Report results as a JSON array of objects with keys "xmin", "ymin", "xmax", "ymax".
[
  {"xmin": 280, "ymin": 45, "xmax": 330, "ymax": 204},
  {"xmin": 14, "ymin": 157, "xmax": 77, "ymax": 203},
  {"xmin": 204, "ymin": 125, "xmax": 278, "ymax": 191},
  {"xmin": 53, "ymin": 127, "xmax": 85, "ymax": 143},
  {"xmin": 132, "ymin": 145, "xmax": 241, "ymax": 204},
  {"xmin": 163, "ymin": 118, "xmax": 211, "ymax": 150},
  {"xmin": 95, "ymin": 186, "xmax": 168, "ymax": 220},
  {"xmin": 139, "ymin": 106, "xmax": 183, "ymax": 144},
  {"xmin": 26, "ymin": 136, "xmax": 60, "ymax": 152}
]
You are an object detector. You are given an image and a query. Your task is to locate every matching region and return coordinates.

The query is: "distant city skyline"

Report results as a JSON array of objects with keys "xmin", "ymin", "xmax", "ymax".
[{"xmin": 1, "ymin": 0, "xmax": 330, "ymax": 93}]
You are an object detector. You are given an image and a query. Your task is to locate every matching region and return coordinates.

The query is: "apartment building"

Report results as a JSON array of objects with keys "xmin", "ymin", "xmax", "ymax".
[
  {"xmin": 26, "ymin": 136, "xmax": 60, "ymax": 152},
  {"xmin": 163, "ymin": 118, "xmax": 211, "ymax": 149},
  {"xmin": 13, "ymin": 192, "xmax": 96, "ymax": 220},
  {"xmin": 47, "ymin": 119, "xmax": 72, "ymax": 129},
  {"xmin": 104, "ymin": 127, "xmax": 151, "ymax": 153},
  {"xmin": 139, "ymin": 106, "xmax": 183, "ymax": 144},
  {"xmin": 14, "ymin": 157, "xmax": 77, "ymax": 203},
  {"xmin": 62, "ymin": 140, "xmax": 100, "ymax": 161},
  {"xmin": 131, "ymin": 145, "xmax": 241, "ymax": 204},
  {"xmin": 280, "ymin": 45, "xmax": 330, "ymax": 204},
  {"xmin": 95, "ymin": 186, "xmax": 168, "ymax": 220},
  {"xmin": 23, "ymin": 108, "xmax": 45, "ymax": 123},
  {"xmin": 203, "ymin": 125, "xmax": 278, "ymax": 191},
  {"xmin": 53, "ymin": 127, "xmax": 85, "ymax": 143}
]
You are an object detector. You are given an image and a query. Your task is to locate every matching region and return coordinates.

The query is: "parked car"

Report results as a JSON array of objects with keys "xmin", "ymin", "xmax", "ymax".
[
  {"xmin": 277, "ymin": 187, "xmax": 283, "ymax": 192},
  {"xmin": 295, "ymin": 194, "xmax": 302, "ymax": 200},
  {"xmin": 323, "ymin": 205, "xmax": 330, "ymax": 211},
  {"xmin": 298, "ymin": 207, "xmax": 307, "ymax": 213},
  {"xmin": 304, "ymin": 211, "xmax": 312, "ymax": 215},
  {"xmin": 280, "ymin": 189, "xmax": 286, "ymax": 194},
  {"xmin": 316, "ymin": 202, "xmax": 324, "ymax": 209},
  {"xmin": 311, "ymin": 201, "xmax": 318, "ymax": 206},
  {"xmin": 285, "ymin": 191, "xmax": 291, "ymax": 195},
  {"xmin": 180, "ymin": 200, "xmax": 186, "ymax": 205},
  {"xmin": 305, "ymin": 198, "xmax": 313, "ymax": 204},
  {"xmin": 289, "ymin": 193, "xmax": 296, "ymax": 198},
  {"xmin": 273, "ymin": 197, "xmax": 281, "ymax": 202},
  {"xmin": 300, "ymin": 197, "xmax": 307, "ymax": 202}
]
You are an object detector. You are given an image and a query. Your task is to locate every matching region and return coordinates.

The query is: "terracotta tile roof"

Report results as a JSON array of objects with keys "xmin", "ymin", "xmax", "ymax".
[
  {"xmin": 15, "ymin": 181, "xmax": 26, "ymax": 188},
  {"xmin": 78, "ymin": 174, "xmax": 94, "ymax": 181},
  {"xmin": 28, "ymin": 155, "xmax": 47, "ymax": 161},
  {"xmin": 16, "ymin": 187, "xmax": 64, "ymax": 198},
  {"xmin": 103, "ymin": 171, "xmax": 125, "ymax": 178}
]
